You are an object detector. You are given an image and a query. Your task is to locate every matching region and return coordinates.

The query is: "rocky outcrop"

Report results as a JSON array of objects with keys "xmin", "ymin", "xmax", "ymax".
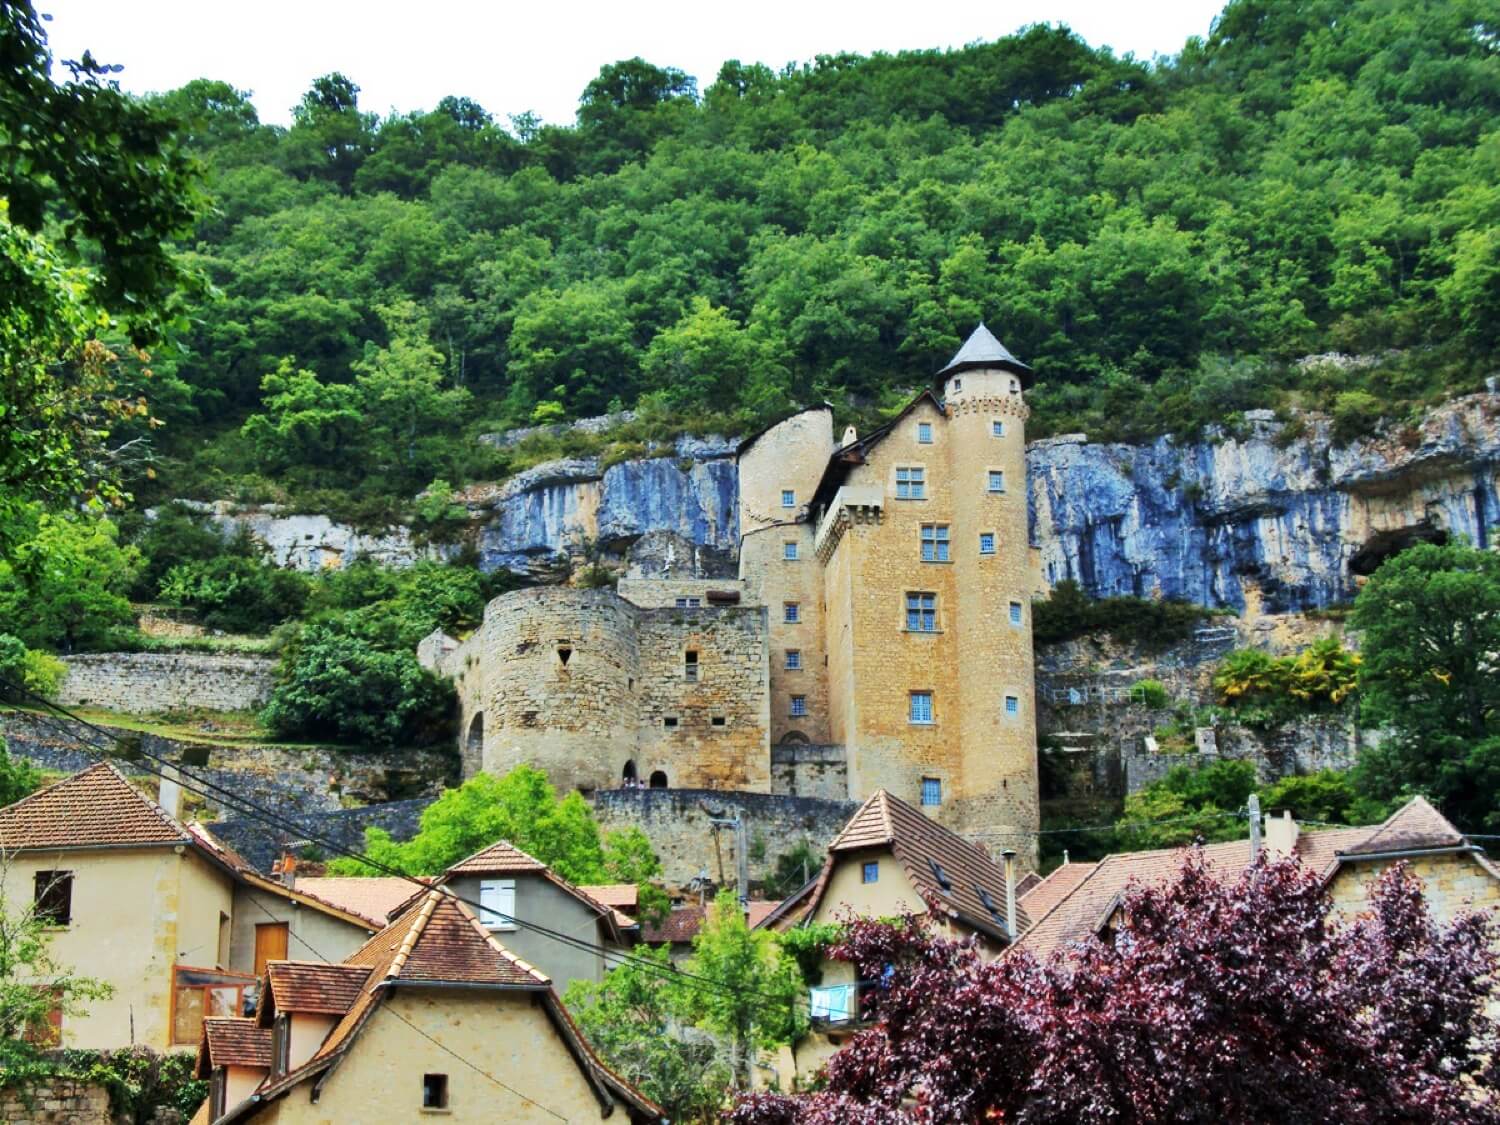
[{"xmin": 1030, "ymin": 393, "xmax": 1499, "ymax": 613}]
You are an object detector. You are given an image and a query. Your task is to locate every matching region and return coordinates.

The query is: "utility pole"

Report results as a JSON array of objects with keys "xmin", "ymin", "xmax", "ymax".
[
  {"xmin": 1248, "ymin": 792, "xmax": 1262, "ymax": 862},
  {"xmin": 704, "ymin": 805, "xmax": 749, "ymax": 907}
]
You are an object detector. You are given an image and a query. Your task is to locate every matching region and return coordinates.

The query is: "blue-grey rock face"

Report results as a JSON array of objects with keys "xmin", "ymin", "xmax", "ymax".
[
  {"xmin": 1029, "ymin": 395, "xmax": 1500, "ymax": 612},
  {"xmin": 597, "ymin": 456, "xmax": 739, "ymax": 550}
]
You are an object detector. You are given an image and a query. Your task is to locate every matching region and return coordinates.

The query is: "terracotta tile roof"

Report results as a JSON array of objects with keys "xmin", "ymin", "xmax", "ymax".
[
  {"xmin": 0, "ymin": 762, "xmax": 189, "ymax": 851},
  {"xmin": 580, "ymin": 883, "xmax": 638, "ymax": 910},
  {"xmin": 265, "ymin": 962, "xmax": 372, "ymax": 1016},
  {"xmin": 643, "ymin": 900, "xmax": 782, "ymax": 944},
  {"xmin": 446, "ymin": 839, "xmax": 548, "ymax": 875},
  {"xmin": 1017, "ymin": 861, "xmax": 1097, "ymax": 922},
  {"xmin": 291, "ymin": 877, "xmax": 423, "ymax": 927},
  {"xmin": 1335, "ymin": 795, "xmax": 1466, "ymax": 858},
  {"xmin": 197, "ymin": 1018, "xmax": 273, "ymax": 1076},
  {"xmin": 807, "ymin": 790, "xmax": 1027, "ymax": 942},
  {"xmin": 1014, "ymin": 871, "xmax": 1042, "ymax": 899},
  {"xmin": 1014, "ymin": 825, "xmax": 1373, "ymax": 959}
]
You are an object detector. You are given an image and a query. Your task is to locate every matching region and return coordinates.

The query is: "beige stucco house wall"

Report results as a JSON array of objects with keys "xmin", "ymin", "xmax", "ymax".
[
  {"xmin": 443, "ymin": 872, "xmax": 612, "ymax": 987},
  {"xmin": 226, "ymin": 887, "xmax": 374, "ymax": 974}
]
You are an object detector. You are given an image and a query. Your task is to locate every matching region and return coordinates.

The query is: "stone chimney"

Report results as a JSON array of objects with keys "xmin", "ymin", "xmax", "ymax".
[
  {"xmin": 1264, "ymin": 809, "xmax": 1299, "ymax": 860},
  {"xmin": 157, "ymin": 765, "xmax": 183, "ymax": 821}
]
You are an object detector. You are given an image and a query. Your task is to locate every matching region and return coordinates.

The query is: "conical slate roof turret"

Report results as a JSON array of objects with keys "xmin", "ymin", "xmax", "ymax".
[{"xmin": 936, "ymin": 322, "xmax": 1033, "ymax": 388}]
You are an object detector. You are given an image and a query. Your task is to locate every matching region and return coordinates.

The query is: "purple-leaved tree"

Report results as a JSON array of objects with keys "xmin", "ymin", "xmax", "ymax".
[{"xmin": 729, "ymin": 854, "xmax": 1499, "ymax": 1124}]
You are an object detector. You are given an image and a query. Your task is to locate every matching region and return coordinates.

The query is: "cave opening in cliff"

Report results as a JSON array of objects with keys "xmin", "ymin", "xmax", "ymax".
[{"xmin": 1348, "ymin": 522, "xmax": 1448, "ymax": 577}]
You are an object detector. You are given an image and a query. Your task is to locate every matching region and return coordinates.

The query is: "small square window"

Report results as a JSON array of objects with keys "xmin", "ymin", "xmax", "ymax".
[
  {"xmin": 675, "ymin": 597, "xmax": 701, "ymax": 608},
  {"xmin": 422, "ymin": 1073, "xmax": 449, "ymax": 1110},
  {"xmin": 920, "ymin": 524, "xmax": 950, "ymax": 562},
  {"xmin": 1009, "ymin": 601, "xmax": 1023, "ymax": 627},
  {"xmin": 784, "ymin": 602, "xmax": 800, "ymax": 623},
  {"xmin": 862, "ymin": 862, "xmax": 879, "ymax": 884},
  {"xmin": 905, "ymin": 592, "xmax": 936, "ymax": 632},
  {"xmin": 34, "ymin": 871, "xmax": 72, "ymax": 926},
  {"xmin": 789, "ymin": 695, "xmax": 808, "ymax": 717},
  {"xmin": 785, "ymin": 649, "xmax": 802, "ymax": 670},
  {"xmin": 783, "ymin": 541, "xmax": 799, "ymax": 561},
  {"xmin": 987, "ymin": 470, "xmax": 1005, "ymax": 493},
  {"xmin": 991, "ymin": 420, "xmax": 1005, "ymax": 438},
  {"xmin": 909, "ymin": 691, "xmax": 934, "ymax": 725},
  {"xmin": 684, "ymin": 650, "xmax": 699, "ymax": 681},
  {"xmin": 781, "ymin": 489, "xmax": 796, "ymax": 509},
  {"xmin": 979, "ymin": 533, "xmax": 996, "ymax": 555},
  {"xmin": 921, "ymin": 777, "xmax": 942, "ymax": 807},
  {"xmin": 952, "ymin": 378, "xmax": 962, "ymax": 392},
  {"xmin": 712, "ymin": 715, "xmax": 727, "ymax": 727},
  {"xmin": 1004, "ymin": 695, "xmax": 1020, "ymax": 718},
  {"xmin": 664, "ymin": 716, "xmax": 679, "ymax": 729},
  {"xmin": 917, "ymin": 422, "xmax": 933, "ymax": 444},
  {"xmin": 895, "ymin": 466, "xmax": 926, "ymax": 500}
]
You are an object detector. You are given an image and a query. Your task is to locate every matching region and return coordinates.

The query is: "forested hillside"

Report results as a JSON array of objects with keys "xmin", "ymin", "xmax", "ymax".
[{"xmin": 106, "ymin": 0, "xmax": 1498, "ymax": 511}]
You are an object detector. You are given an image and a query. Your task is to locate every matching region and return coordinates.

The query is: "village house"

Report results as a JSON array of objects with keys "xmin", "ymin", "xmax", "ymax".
[
  {"xmin": 0, "ymin": 763, "xmax": 381, "ymax": 1050},
  {"xmin": 762, "ymin": 788, "xmax": 1027, "ymax": 1084},
  {"xmin": 192, "ymin": 887, "xmax": 660, "ymax": 1124}
]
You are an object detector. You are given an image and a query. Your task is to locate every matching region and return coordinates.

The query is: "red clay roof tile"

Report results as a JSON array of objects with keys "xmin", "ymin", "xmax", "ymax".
[{"xmin": 0, "ymin": 762, "xmax": 189, "ymax": 851}]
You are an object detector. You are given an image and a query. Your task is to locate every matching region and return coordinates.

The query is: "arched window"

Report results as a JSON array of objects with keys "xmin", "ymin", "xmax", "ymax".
[
  {"xmin": 466, "ymin": 713, "xmax": 484, "ymax": 757},
  {"xmin": 649, "ymin": 770, "xmax": 668, "ymax": 790},
  {"xmin": 622, "ymin": 760, "xmax": 638, "ymax": 783}
]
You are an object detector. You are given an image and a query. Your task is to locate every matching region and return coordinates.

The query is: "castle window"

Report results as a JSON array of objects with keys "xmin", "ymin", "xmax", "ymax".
[
  {"xmin": 785, "ymin": 649, "xmax": 802, "ymax": 670},
  {"xmin": 1009, "ymin": 601, "xmax": 1024, "ymax": 627},
  {"xmin": 783, "ymin": 541, "xmax": 799, "ymax": 561},
  {"xmin": 988, "ymin": 470, "xmax": 1005, "ymax": 493},
  {"xmin": 917, "ymin": 422, "xmax": 933, "ymax": 444},
  {"xmin": 992, "ymin": 420, "xmax": 1005, "ymax": 438},
  {"xmin": 663, "ymin": 716, "xmax": 679, "ymax": 729},
  {"xmin": 952, "ymin": 378, "xmax": 962, "ymax": 392},
  {"xmin": 1004, "ymin": 695, "xmax": 1020, "ymax": 718},
  {"xmin": 789, "ymin": 695, "xmax": 808, "ymax": 717},
  {"xmin": 920, "ymin": 524, "xmax": 950, "ymax": 562},
  {"xmin": 896, "ymin": 466, "xmax": 926, "ymax": 500},
  {"xmin": 712, "ymin": 715, "xmax": 727, "ymax": 727},
  {"xmin": 862, "ymin": 862, "xmax": 879, "ymax": 884},
  {"xmin": 906, "ymin": 592, "xmax": 937, "ymax": 632},
  {"xmin": 557, "ymin": 642, "xmax": 572, "ymax": 667},
  {"xmin": 1010, "ymin": 378, "xmax": 1019, "ymax": 393},
  {"xmin": 784, "ymin": 602, "xmax": 800, "ymax": 623},
  {"xmin": 979, "ymin": 533, "xmax": 996, "ymax": 555},
  {"xmin": 909, "ymin": 691, "xmax": 934, "ymax": 725},
  {"xmin": 781, "ymin": 489, "xmax": 796, "ymax": 508},
  {"xmin": 684, "ymin": 650, "xmax": 699, "ymax": 681},
  {"xmin": 921, "ymin": 777, "xmax": 942, "ymax": 807},
  {"xmin": 675, "ymin": 597, "xmax": 701, "ymax": 608}
]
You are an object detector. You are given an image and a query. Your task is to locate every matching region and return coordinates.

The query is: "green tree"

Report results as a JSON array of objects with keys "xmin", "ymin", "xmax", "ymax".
[
  {"xmin": 1351, "ymin": 541, "xmax": 1500, "ymax": 831},
  {"xmin": 602, "ymin": 826, "xmax": 671, "ymax": 927},
  {"xmin": 0, "ymin": 736, "xmax": 42, "ymax": 806},
  {"xmin": 0, "ymin": 511, "xmax": 140, "ymax": 651},
  {"xmin": 330, "ymin": 766, "xmax": 608, "ymax": 881},
  {"xmin": 279, "ymin": 73, "xmax": 376, "ymax": 192},
  {"xmin": 240, "ymin": 360, "xmax": 364, "ymax": 472},
  {"xmin": 1114, "ymin": 759, "xmax": 1259, "ymax": 850},
  {"xmin": 681, "ymin": 889, "xmax": 807, "ymax": 1087},
  {"xmin": 641, "ymin": 298, "xmax": 789, "ymax": 417},
  {"xmin": 158, "ymin": 554, "xmax": 310, "ymax": 634}
]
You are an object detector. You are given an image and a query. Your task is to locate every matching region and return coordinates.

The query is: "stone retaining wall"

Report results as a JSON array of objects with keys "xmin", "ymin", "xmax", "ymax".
[
  {"xmin": 0, "ymin": 1079, "xmax": 110, "ymax": 1124},
  {"xmin": 54, "ymin": 653, "xmax": 276, "ymax": 713}
]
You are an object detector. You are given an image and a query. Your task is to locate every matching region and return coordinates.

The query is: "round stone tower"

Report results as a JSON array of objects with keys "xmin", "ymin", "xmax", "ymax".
[{"xmin": 939, "ymin": 324, "xmax": 1041, "ymax": 864}]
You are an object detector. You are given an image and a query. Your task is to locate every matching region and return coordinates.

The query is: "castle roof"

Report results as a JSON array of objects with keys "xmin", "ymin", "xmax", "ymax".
[
  {"xmin": 797, "ymin": 789, "xmax": 1028, "ymax": 944},
  {"xmin": 934, "ymin": 322, "xmax": 1033, "ymax": 387}
]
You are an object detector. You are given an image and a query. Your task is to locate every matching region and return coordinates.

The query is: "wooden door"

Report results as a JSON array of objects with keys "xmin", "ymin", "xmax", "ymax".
[{"xmin": 254, "ymin": 922, "xmax": 289, "ymax": 975}]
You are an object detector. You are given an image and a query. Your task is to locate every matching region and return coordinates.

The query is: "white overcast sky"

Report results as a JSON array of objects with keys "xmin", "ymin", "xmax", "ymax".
[{"xmin": 42, "ymin": 1, "xmax": 1227, "ymax": 128}]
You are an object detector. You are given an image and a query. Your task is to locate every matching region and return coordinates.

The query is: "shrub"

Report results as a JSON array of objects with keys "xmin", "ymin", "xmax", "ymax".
[
  {"xmin": 1213, "ymin": 637, "xmax": 1359, "ymax": 728},
  {"xmin": 158, "ymin": 554, "xmax": 311, "ymax": 634},
  {"xmin": 1130, "ymin": 679, "xmax": 1169, "ymax": 708},
  {"xmin": 0, "ymin": 634, "xmax": 65, "ymax": 698},
  {"xmin": 1330, "ymin": 390, "xmax": 1383, "ymax": 444},
  {"xmin": 1032, "ymin": 580, "xmax": 1211, "ymax": 648}
]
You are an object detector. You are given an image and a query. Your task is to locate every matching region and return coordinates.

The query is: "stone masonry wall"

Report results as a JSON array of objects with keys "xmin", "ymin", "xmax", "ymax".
[
  {"xmin": 53, "ymin": 653, "xmax": 276, "ymax": 713},
  {"xmin": 0, "ymin": 1078, "xmax": 110, "ymax": 1124},
  {"xmin": 593, "ymin": 787, "xmax": 857, "ymax": 890}
]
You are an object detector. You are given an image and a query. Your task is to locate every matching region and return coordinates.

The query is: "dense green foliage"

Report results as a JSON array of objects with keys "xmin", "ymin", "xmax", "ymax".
[
  {"xmin": 328, "ymin": 767, "xmax": 672, "ymax": 912},
  {"xmin": 1212, "ymin": 637, "xmax": 1361, "ymax": 728},
  {"xmin": 0, "ymin": 509, "xmax": 141, "ymax": 652},
  {"xmin": 0, "ymin": 737, "xmax": 42, "ymax": 806},
  {"xmin": 110, "ymin": 0, "xmax": 1498, "ymax": 511},
  {"xmin": 1031, "ymin": 579, "xmax": 1212, "ymax": 648},
  {"xmin": 1350, "ymin": 541, "xmax": 1500, "ymax": 831}
]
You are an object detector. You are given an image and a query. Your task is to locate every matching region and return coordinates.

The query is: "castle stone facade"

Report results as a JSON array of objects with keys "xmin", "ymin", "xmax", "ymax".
[{"xmin": 422, "ymin": 326, "xmax": 1041, "ymax": 862}]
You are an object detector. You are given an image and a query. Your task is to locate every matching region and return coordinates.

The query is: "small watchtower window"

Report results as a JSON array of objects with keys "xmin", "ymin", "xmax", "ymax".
[
  {"xmin": 712, "ymin": 715, "xmax": 727, "ymax": 727},
  {"xmin": 663, "ymin": 716, "xmax": 679, "ymax": 729},
  {"xmin": 909, "ymin": 691, "xmax": 934, "ymax": 725},
  {"xmin": 785, "ymin": 649, "xmax": 802, "ymax": 670},
  {"xmin": 952, "ymin": 378, "xmax": 962, "ymax": 392},
  {"xmin": 34, "ymin": 871, "xmax": 72, "ymax": 926},
  {"xmin": 1004, "ymin": 695, "xmax": 1020, "ymax": 718},
  {"xmin": 917, "ymin": 421, "xmax": 933, "ymax": 444},
  {"xmin": 896, "ymin": 466, "xmax": 925, "ymax": 499},
  {"xmin": 987, "ymin": 470, "xmax": 1005, "ymax": 493},
  {"xmin": 921, "ymin": 777, "xmax": 942, "ymax": 807},
  {"xmin": 684, "ymin": 650, "xmax": 699, "ymax": 682},
  {"xmin": 790, "ymin": 695, "xmax": 808, "ymax": 717},
  {"xmin": 422, "ymin": 1074, "xmax": 448, "ymax": 1109},
  {"xmin": 991, "ymin": 420, "xmax": 1005, "ymax": 438},
  {"xmin": 784, "ymin": 602, "xmax": 800, "ymax": 623},
  {"xmin": 556, "ymin": 641, "xmax": 572, "ymax": 666},
  {"xmin": 781, "ymin": 489, "xmax": 796, "ymax": 508},
  {"xmin": 979, "ymin": 532, "xmax": 996, "ymax": 555},
  {"xmin": 784, "ymin": 541, "xmax": 799, "ymax": 561},
  {"xmin": 1009, "ymin": 601, "xmax": 1024, "ymax": 627},
  {"xmin": 862, "ymin": 862, "xmax": 879, "ymax": 884},
  {"xmin": 649, "ymin": 770, "xmax": 668, "ymax": 789}
]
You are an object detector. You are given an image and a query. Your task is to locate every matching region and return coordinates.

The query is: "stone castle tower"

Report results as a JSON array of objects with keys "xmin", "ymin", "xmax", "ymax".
[
  {"xmin": 423, "ymin": 325, "xmax": 1040, "ymax": 863},
  {"xmin": 738, "ymin": 324, "xmax": 1040, "ymax": 857}
]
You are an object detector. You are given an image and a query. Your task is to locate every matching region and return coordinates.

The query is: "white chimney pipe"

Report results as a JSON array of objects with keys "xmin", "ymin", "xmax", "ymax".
[
  {"xmin": 1248, "ymin": 793, "xmax": 1262, "ymax": 862},
  {"xmin": 1001, "ymin": 849, "xmax": 1018, "ymax": 942}
]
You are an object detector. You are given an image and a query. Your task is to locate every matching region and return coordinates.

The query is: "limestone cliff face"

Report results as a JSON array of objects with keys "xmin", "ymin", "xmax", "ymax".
[
  {"xmin": 1029, "ymin": 393, "xmax": 1499, "ymax": 613},
  {"xmin": 181, "ymin": 395, "xmax": 1497, "ymax": 610}
]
